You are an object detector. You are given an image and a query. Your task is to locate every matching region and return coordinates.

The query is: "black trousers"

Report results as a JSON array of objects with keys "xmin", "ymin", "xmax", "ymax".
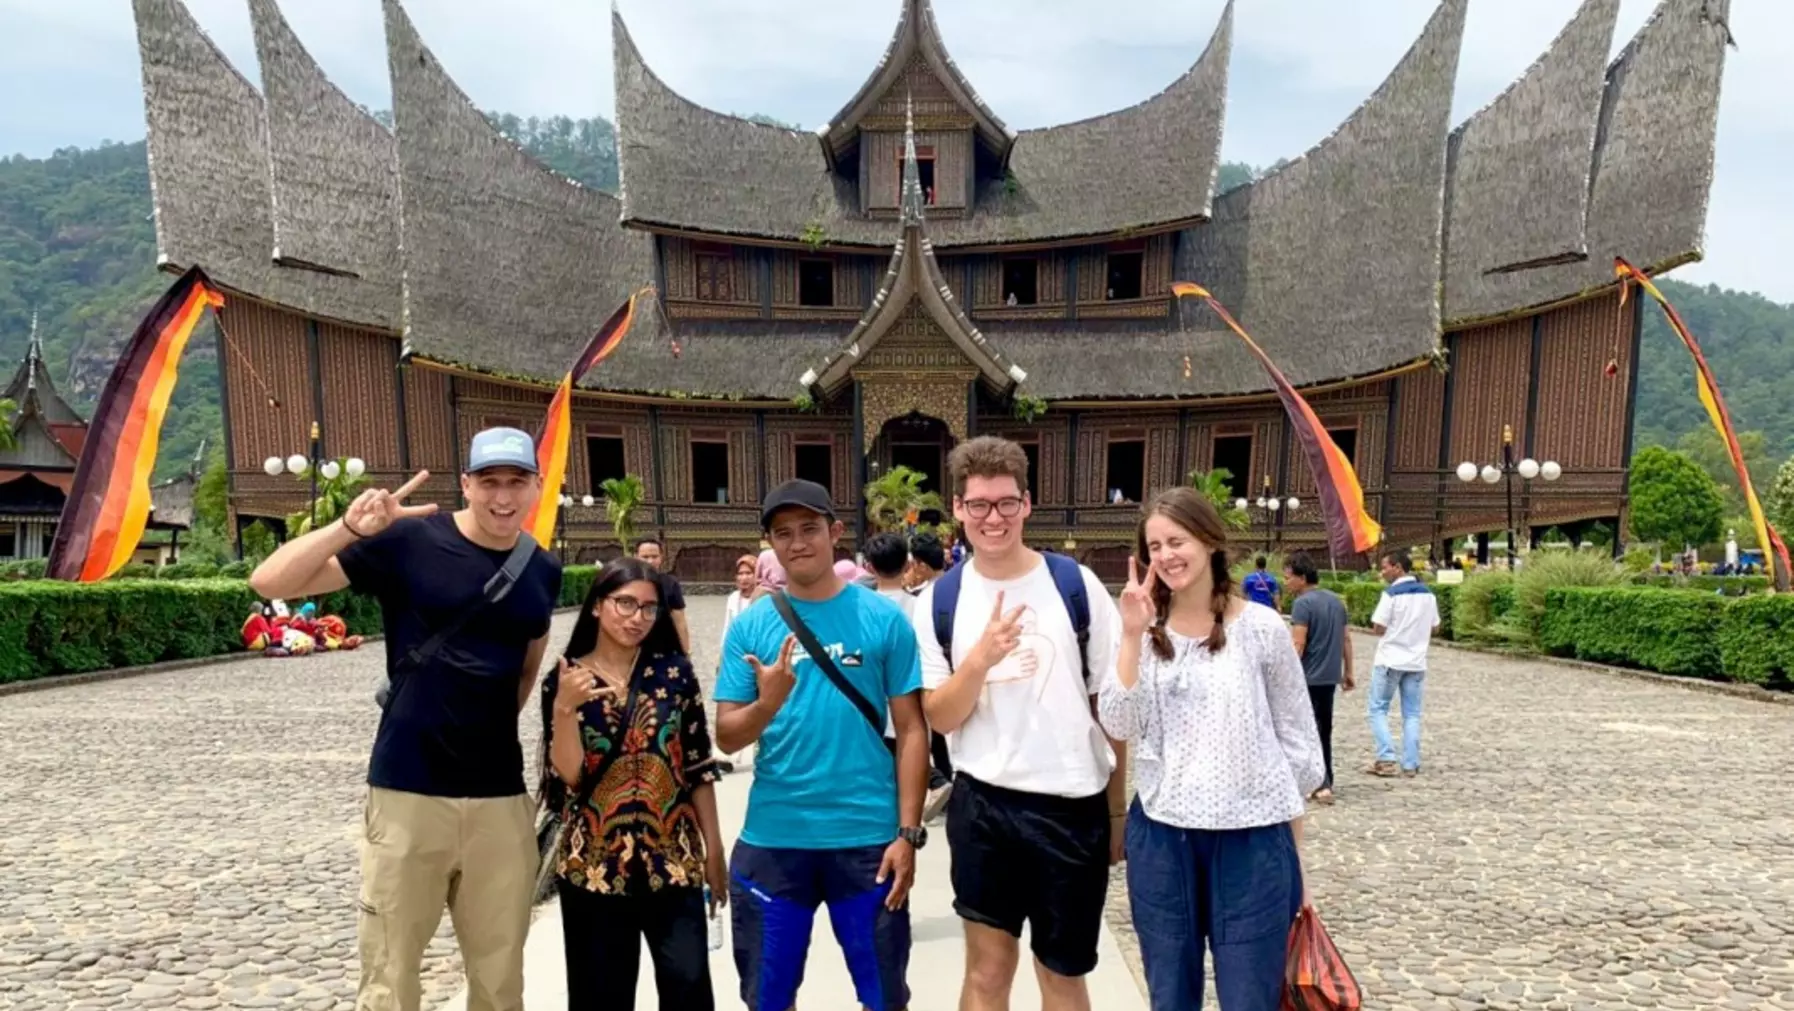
[
  {"xmin": 557, "ymin": 878, "xmax": 713, "ymax": 1011},
  {"xmin": 1308, "ymin": 685, "xmax": 1336, "ymax": 790}
]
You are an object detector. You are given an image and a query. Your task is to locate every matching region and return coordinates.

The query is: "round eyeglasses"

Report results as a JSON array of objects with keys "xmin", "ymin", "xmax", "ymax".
[{"xmin": 960, "ymin": 496, "xmax": 1025, "ymax": 519}]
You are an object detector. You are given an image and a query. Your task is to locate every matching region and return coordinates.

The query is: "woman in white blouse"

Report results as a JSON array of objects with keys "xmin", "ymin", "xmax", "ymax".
[{"xmin": 1098, "ymin": 486, "xmax": 1325, "ymax": 1011}]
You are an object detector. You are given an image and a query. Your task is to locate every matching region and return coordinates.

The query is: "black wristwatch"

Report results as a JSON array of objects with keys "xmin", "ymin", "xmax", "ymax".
[{"xmin": 898, "ymin": 825, "xmax": 927, "ymax": 849}]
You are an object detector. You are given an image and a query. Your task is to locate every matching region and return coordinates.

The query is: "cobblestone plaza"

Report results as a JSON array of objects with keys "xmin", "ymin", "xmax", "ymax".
[{"xmin": 1, "ymin": 596, "xmax": 1790, "ymax": 1010}]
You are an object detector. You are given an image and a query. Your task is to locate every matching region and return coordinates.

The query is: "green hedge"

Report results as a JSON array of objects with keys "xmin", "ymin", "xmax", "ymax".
[
  {"xmin": 1540, "ymin": 587, "xmax": 1728, "ymax": 679},
  {"xmin": 1718, "ymin": 596, "xmax": 1794, "ymax": 686},
  {"xmin": 1630, "ymin": 573, "xmax": 1772, "ymax": 596}
]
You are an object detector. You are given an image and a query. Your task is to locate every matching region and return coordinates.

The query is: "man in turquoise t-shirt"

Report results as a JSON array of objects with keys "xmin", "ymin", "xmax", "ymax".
[{"xmin": 715, "ymin": 479, "xmax": 930, "ymax": 1011}]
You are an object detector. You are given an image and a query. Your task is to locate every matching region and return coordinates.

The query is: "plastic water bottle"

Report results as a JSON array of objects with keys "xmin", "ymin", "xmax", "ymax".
[{"xmin": 705, "ymin": 888, "xmax": 723, "ymax": 951}]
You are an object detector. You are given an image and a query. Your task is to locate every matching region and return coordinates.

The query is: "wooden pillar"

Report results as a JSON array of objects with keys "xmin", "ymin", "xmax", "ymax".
[
  {"xmin": 852, "ymin": 381, "xmax": 867, "ymax": 546},
  {"xmin": 1065, "ymin": 409, "xmax": 1080, "ymax": 526},
  {"xmin": 305, "ymin": 318, "xmax": 327, "ymax": 457},
  {"xmin": 1616, "ymin": 289, "xmax": 1646, "ymax": 558},
  {"xmin": 649, "ymin": 404, "xmax": 667, "ymax": 532},
  {"xmin": 1435, "ymin": 334, "xmax": 1460, "ymax": 546},
  {"xmin": 755, "ymin": 409, "xmax": 768, "ymax": 504},
  {"xmin": 394, "ymin": 359, "xmax": 412, "ymax": 472}
]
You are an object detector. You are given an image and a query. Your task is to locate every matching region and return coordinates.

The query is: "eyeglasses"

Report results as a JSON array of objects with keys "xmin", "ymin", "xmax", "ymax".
[
  {"xmin": 960, "ymin": 496, "xmax": 1025, "ymax": 519},
  {"xmin": 606, "ymin": 595, "xmax": 660, "ymax": 619}
]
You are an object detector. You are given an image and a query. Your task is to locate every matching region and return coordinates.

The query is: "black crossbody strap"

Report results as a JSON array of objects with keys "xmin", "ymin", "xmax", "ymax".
[
  {"xmin": 400, "ymin": 534, "xmax": 538, "ymax": 673},
  {"xmin": 770, "ymin": 591, "xmax": 884, "ymax": 736}
]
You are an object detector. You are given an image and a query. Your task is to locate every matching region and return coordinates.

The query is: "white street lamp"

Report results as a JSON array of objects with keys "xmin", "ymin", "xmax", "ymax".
[
  {"xmin": 319, "ymin": 460, "xmax": 341, "ymax": 481},
  {"xmin": 345, "ymin": 457, "xmax": 366, "ymax": 479},
  {"xmin": 262, "ymin": 456, "xmax": 284, "ymax": 477},
  {"xmin": 1456, "ymin": 461, "xmax": 1479, "ymax": 483},
  {"xmin": 1517, "ymin": 458, "xmax": 1541, "ymax": 480},
  {"xmin": 1540, "ymin": 460, "xmax": 1562, "ymax": 481},
  {"xmin": 582, "ymin": 494, "xmax": 596, "ymax": 508},
  {"xmin": 1286, "ymin": 497, "xmax": 1300, "ymax": 511},
  {"xmin": 1480, "ymin": 464, "xmax": 1500, "ymax": 485},
  {"xmin": 1233, "ymin": 497, "xmax": 1248, "ymax": 512},
  {"xmin": 1266, "ymin": 498, "xmax": 1280, "ymax": 512},
  {"xmin": 286, "ymin": 454, "xmax": 310, "ymax": 476}
]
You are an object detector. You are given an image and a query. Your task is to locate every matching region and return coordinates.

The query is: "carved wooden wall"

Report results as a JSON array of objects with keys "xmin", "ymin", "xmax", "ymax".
[
  {"xmin": 768, "ymin": 251, "xmax": 876, "ymax": 319},
  {"xmin": 1074, "ymin": 235, "xmax": 1173, "ymax": 319},
  {"xmin": 317, "ymin": 323, "xmax": 402, "ymax": 469},
  {"xmin": 220, "ymin": 300, "xmax": 313, "ymax": 486},
  {"xmin": 862, "ymin": 129, "xmax": 973, "ymax": 211},
  {"xmin": 854, "ymin": 302, "xmax": 978, "ymax": 444},
  {"xmin": 1533, "ymin": 289, "xmax": 1631, "ymax": 470},
  {"xmin": 1072, "ymin": 410, "xmax": 1180, "ymax": 505},
  {"xmin": 959, "ymin": 250, "xmax": 1072, "ymax": 315},
  {"xmin": 980, "ymin": 415, "xmax": 1071, "ymax": 506},
  {"xmin": 402, "ymin": 366, "xmax": 455, "ymax": 473},
  {"xmin": 662, "ymin": 237, "xmax": 761, "ymax": 319},
  {"xmin": 766, "ymin": 415, "xmax": 858, "ymax": 506}
]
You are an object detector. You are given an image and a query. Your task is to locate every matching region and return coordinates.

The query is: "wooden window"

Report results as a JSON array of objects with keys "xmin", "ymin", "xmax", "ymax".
[
  {"xmin": 799, "ymin": 259, "xmax": 835, "ymax": 307},
  {"xmin": 1106, "ymin": 251, "xmax": 1144, "ymax": 300},
  {"xmin": 1211, "ymin": 434, "xmax": 1254, "ymax": 499},
  {"xmin": 1106, "ymin": 438, "xmax": 1146, "ymax": 504},
  {"xmin": 1020, "ymin": 441, "xmax": 1042, "ymax": 502},
  {"xmin": 691, "ymin": 440, "xmax": 730, "ymax": 503},
  {"xmin": 1327, "ymin": 426, "xmax": 1359, "ymax": 467},
  {"xmin": 794, "ymin": 441, "xmax": 833, "ymax": 496},
  {"xmin": 586, "ymin": 434, "xmax": 626, "ymax": 490},
  {"xmin": 1002, "ymin": 259, "xmax": 1039, "ymax": 306},
  {"xmin": 695, "ymin": 251, "xmax": 733, "ymax": 302},
  {"xmin": 898, "ymin": 145, "xmax": 937, "ymax": 205}
]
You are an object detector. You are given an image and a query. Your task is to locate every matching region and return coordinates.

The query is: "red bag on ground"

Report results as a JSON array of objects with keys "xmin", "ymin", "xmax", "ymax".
[{"xmin": 1283, "ymin": 905, "xmax": 1363, "ymax": 1011}]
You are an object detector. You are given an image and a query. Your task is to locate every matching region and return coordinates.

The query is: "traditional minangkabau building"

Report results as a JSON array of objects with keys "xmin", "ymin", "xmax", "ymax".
[
  {"xmin": 1, "ymin": 316, "xmax": 192, "ymax": 563},
  {"xmin": 128, "ymin": 0, "xmax": 1731, "ymax": 580}
]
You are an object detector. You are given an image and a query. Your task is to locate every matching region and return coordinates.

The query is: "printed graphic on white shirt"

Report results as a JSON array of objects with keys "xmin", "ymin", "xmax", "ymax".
[{"xmin": 913, "ymin": 556, "xmax": 1121, "ymax": 799}]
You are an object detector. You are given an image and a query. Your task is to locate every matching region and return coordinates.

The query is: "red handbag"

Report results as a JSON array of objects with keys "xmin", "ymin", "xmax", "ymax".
[{"xmin": 1283, "ymin": 905, "xmax": 1363, "ymax": 1011}]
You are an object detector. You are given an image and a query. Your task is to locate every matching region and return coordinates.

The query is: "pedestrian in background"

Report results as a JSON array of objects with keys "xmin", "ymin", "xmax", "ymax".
[
  {"xmin": 1367, "ymin": 550, "xmax": 1440, "ymax": 778},
  {"xmin": 1284, "ymin": 552, "xmax": 1353, "ymax": 804}
]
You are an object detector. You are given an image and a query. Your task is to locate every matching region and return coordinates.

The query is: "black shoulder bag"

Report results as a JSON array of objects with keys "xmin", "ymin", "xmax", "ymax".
[
  {"xmin": 770, "ymin": 590, "xmax": 884, "ymax": 737},
  {"xmin": 374, "ymin": 535, "xmax": 538, "ymax": 709},
  {"xmin": 533, "ymin": 668, "xmax": 644, "ymax": 903}
]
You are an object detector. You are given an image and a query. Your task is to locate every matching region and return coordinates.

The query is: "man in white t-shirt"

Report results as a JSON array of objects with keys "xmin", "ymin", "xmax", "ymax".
[
  {"xmin": 912, "ymin": 436, "xmax": 1126, "ymax": 1011},
  {"xmin": 1367, "ymin": 549, "xmax": 1441, "ymax": 778}
]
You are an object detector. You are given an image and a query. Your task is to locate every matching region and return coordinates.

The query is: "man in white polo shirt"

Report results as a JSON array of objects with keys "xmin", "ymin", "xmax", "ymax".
[{"xmin": 1367, "ymin": 549, "xmax": 1440, "ymax": 778}]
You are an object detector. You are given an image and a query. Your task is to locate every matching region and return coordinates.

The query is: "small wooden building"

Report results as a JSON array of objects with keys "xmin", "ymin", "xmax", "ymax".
[{"xmin": 129, "ymin": 0, "xmax": 1732, "ymax": 580}]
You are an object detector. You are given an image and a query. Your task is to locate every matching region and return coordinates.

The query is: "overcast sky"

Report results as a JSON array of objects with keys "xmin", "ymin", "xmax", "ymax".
[{"xmin": 3, "ymin": 0, "xmax": 1786, "ymax": 303}]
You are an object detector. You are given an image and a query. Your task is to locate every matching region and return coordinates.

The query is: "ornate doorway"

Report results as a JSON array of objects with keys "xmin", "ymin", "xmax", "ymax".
[{"xmin": 871, "ymin": 412, "xmax": 955, "ymax": 497}]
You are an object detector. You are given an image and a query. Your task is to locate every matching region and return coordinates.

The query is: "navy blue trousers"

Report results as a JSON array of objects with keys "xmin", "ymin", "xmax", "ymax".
[{"xmin": 1124, "ymin": 799, "xmax": 1303, "ymax": 1011}]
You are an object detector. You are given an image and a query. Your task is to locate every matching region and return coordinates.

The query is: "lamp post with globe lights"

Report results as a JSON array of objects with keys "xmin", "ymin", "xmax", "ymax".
[
  {"xmin": 1456, "ymin": 423, "xmax": 1560, "ymax": 570},
  {"xmin": 261, "ymin": 421, "xmax": 365, "ymax": 532},
  {"xmin": 1234, "ymin": 476, "xmax": 1300, "ymax": 554},
  {"xmin": 554, "ymin": 491, "xmax": 598, "ymax": 563}
]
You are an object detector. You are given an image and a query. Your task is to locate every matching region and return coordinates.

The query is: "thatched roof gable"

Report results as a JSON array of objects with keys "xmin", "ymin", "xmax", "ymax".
[
  {"xmin": 1174, "ymin": 0, "xmax": 1467, "ymax": 394},
  {"xmin": 821, "ymin": 0, "xmax": 1013, "ymax": 164},
  {"xmin": 1442, "ymin": 0, "xmax": 1618, "ymax": 321},
  {"xmin": 614, "ymin": 3, "xmax": 1233, "ymax": 248},
  {"xmin": 1443, "ymin": 0, "xmax": 1731, "ymax": 325},
  {"xmin": 3, "ymin": 326, "xmax": 83, "ymax": 428},
  {"xmin": 133, "ymin": 0, "xmax": 391, "ymax": 328},
  {"xmin": 384, "ymin": 0, "xmax": 655, "ymax": 384},
  {"xmin": 249, "ymin": 0, "xmax": 402, "ymax": 324}
]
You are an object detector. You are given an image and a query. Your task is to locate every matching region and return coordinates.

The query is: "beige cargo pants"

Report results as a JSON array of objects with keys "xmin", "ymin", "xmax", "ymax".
[{"xmin": 355, "ymin": 787, "xmax": 537, "ymax": 1011}]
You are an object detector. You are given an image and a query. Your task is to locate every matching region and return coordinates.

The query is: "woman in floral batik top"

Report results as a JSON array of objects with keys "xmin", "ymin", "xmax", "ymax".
[{"xmin": 543, "ymin": 557, "xmax": 724, "ymax": 1010}]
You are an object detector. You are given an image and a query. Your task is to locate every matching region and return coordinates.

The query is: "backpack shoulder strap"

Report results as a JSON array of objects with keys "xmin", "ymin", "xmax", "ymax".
[
  {"xmin": 1042, "ymin": 553, "xmax": 1092, "ymax": 684},
  {"xmin": 931, "ymin": 563, "xmax": 965, "ymax": 667}
]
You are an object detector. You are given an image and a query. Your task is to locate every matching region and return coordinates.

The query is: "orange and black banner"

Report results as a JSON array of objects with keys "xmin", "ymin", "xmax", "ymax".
[
  {"xmin": 1615, "ymin": 258, "xmax": 1790, "ymax": 590},
  {"xmin": 524, "ymin": 291, "xmax": 643, "ymax": 547},
  {"xmin": 47, "ymin": 267, "xmax": 224, "ymax": 582},
  {"xmin": 1172, "ymin": 282, "xmax": 1383, "ymax": 558}
]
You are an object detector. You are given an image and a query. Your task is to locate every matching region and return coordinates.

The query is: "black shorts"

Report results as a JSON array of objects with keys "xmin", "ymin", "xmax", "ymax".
[{"xmin": 944, "ymin": 773, "xmax": 1111, "ymax": 977}]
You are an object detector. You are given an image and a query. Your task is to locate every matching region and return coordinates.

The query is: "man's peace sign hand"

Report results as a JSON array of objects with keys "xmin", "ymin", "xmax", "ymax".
[
  {"xmin": 744, "ymin": 633, "xmax": 799, "ymax": 709},
  {"xmin": 967, "ymin": 591, "xmax": 1027, "ymax": 673},
  {"xmin": 342, "ymin": 470, "xmax": 437, "ymax": 539}
]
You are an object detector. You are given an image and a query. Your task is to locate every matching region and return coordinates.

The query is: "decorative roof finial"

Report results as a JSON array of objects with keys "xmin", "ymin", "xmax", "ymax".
[
  {"xmin": 25, "ymin": 309, "xmax": 40, "ymax": 394},
  {"xmin": 900, "ymin": 91, "xmax": 925, "ymax": 225}
]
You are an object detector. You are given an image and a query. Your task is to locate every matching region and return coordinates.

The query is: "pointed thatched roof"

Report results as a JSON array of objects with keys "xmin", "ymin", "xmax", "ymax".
[
  {"xmin": 133, "ymin": 0, "xmax": 396, "ymax": 329},
  {"xmin": 249, "ymin": 0, "xmax": 401, "ymax": 321},
  {"xmin": 384, "ymin": 0, "xmax": 655, "ymax": 385},
  {"xmin": 614, "ymin": 3, "xmax": 1232, "ymax": 248},
  {"xmin": 808, "ymin": 104, "xmax": 1024, "ymax": 394},
  {"xmin": 1441, "ymin": 0, "xmax": 1618, "ymax": 323},
  {"xmin": 1172, "ymin": 0, "xmax": 1466, "ymax": 396},
  {"xmin": 1443, "ymin": 0, "xmax": 1732, "ymax": 325},
  {"xmin": 3, "ymin": 319, "xmax": 82, "ymax": 428},
  {"xmin": 821, "ymin": 0, "xmax": 1013, "ymax": 164}
]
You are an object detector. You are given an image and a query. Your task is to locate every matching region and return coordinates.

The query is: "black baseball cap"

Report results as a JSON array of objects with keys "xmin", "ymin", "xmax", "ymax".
[{"xmin": 761, "ymin": 479, "xmax": 836, "ymax": 531}]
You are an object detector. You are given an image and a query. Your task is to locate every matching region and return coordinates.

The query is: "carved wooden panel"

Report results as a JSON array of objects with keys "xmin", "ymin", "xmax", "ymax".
[
  {"xmin": 967, "ymin": 250, "xmax": 1069, "ymax": 310},
  {"xmin": 861, "ymin": 378, "xmax": 968, "ymax": 447},
  {"xmin": 1390, "ymin": 366, "xmax": 1445, "ymax": 472},
  {"xmin": 1076, "ymin": 234, "xmax": 1173, "ymax": 303},
  {"xmin": 662, "ymin": 236, "xmax": 758, "ymax": 307},
  {"xmin": 1448, "ymin": 318, "xmax": 1532, "ymax": 467},
  {"xmin": 982, "ymin": 416, "xmax": 1070, "ymax": 506},
  {"xmin": 402, "ymin": 365, "xmax": 454, "ymax": 471},
  {"xmin": 862, "ymin": 128, "xmax": 971, "ymax": 210},
  {"xmin": 318, "ymin": 323, "xmax": 403, "ymax": 468},
  {"xmin": 859, "ymin": 302, "xmax": 981, "ymax": 373},
  {"xmin": 219, "ymin": 300, "xmax": 312, "ymax": 475},
  {"xmin": 1533, "ymin": 289, "xmax": 1631, "ymax": 470},
  {"xmin": 868, "ymin": 55, "xmax": 976, "ymax": 127},
  {"xmin": 769, "ymin": 251, "xmax": 877, "ymax": 312}
]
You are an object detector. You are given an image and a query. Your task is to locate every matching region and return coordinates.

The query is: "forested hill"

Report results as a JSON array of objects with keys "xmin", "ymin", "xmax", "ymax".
[{"xmin": 1, "ymin": 116, "xmax": 1790, "ymax": 482}]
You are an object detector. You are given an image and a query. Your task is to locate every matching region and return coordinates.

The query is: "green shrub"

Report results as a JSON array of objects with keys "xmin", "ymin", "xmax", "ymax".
[
  {"xmin": 1630, "ymin": 573, "xmax": 1771, "ymax": 596},
  {"xmin": 1539, "ymin": 587, "xmax": 1725, "ymax": 679},
  {"xmin": 560, "ymin": 565, "xmax": 599, "ymax": 608},
  {"xmin": 1504, "ymin": 551, "xmax": 1624, "ymax": 649},
  {"xmin": 156, "ymin": 561, "xmax": 221, "ymax": 580},
  {"xmin": 1718, "ymin": 595, "xmax": 1794, "ymax": 686},
  {"xmin": 0, "ymin": 559, "xmax": 47, "ymax": 581},
  {"xmin": 218, "ymin": 560, "xmax": 253, "ymax": 579},
  {"xmin": 1454, "ymin": 571, "xmax": 1513, "ymax": 642}
]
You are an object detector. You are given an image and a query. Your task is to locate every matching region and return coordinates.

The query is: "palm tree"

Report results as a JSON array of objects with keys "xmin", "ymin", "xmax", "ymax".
[
  {"xmin": 864, "ymin": 466, "xmax": 944, "ymax": 533},
  {"xmin": 600, "ymin": 475, "xmax": 647, "ymax": 549},
  {"xmin": 0, "ymin": 397, "xmax": 16, "ymax": 452},
  {"xmin": 1188, "ymin": 467, "xmax": 1251, "ymax": 532}
]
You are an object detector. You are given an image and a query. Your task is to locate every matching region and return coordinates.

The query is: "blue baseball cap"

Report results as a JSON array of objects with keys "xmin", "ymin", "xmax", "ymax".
[{"xmin": 465, "ymin": 427, "xmax": 538, "ymax": 474}]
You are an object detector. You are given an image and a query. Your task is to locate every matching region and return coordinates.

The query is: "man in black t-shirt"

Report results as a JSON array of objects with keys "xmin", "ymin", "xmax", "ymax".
[
  {"xmin": 634, "ymin": 536, "xmax": 691, "ymax": 652},
  {"xmin": 250, "ymin": 427, "xmax": 561, "ymax": 1011}
]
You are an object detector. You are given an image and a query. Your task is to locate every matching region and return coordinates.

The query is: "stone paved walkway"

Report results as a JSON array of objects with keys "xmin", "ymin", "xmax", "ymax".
[{"xmin": 0, "ymin": 597, "xmax": 1790, "ymax": 1010}]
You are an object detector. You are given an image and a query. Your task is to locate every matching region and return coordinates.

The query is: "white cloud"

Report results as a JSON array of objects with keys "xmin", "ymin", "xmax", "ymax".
[{"xmin": 0, "ymin": 0, "xmax": 1786, "ymax": 302}]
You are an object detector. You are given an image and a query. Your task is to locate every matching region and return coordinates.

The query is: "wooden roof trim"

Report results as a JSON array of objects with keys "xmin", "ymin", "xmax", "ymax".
[{"xmin": 820, "ymin": 0, "xmax": 1013, "ymax": 162}]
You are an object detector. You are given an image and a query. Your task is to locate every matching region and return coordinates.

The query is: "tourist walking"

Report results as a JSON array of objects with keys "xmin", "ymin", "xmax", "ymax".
[
  {"xmin": 1367, "ymin": 550, "xmax": 1441, "ymax": 777},
  {"xmin": 714, "ymin": 479, "xmax": 929, "ymax": 1011},
  {"xmin": 720, "ymin": 553, "xmax": 757, "ymax": 648},
  {"xmin": 1098, "ymin": 486, "xmax": 1325, "ymax": 1011},
  {"xmin": 635, "ymin": 536, "xmax": 692, "ymax": 652},
  {"xmin": 542, "ymin": 558, "xmax": 725, "ymax": 1011},
  {"xmin": 249, "ymin": 427, "xmax": 561, "ymax": 1011},
  {"xmin": 913, "ymin": 436, "xmax": 1127, "ymax": 1011},
  {"xmin": 1284, "ymin": 551, "xmax": 1354, "ymax": 803},
  {"xmin": 1242, "ymin": 555, "xmax": 1280, "ymax": 610}
]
